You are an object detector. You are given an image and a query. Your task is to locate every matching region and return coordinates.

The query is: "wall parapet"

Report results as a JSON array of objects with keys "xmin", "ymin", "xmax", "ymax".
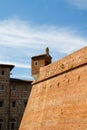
[{"xmin": 33, "ymin": 46, "xmax": 87, "ymax": 85}]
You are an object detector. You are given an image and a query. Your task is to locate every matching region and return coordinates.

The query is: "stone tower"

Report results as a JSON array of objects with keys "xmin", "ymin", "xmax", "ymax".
[{"xmin": 31, "ymin": 47, "xmax": 52, "ymax": 80}]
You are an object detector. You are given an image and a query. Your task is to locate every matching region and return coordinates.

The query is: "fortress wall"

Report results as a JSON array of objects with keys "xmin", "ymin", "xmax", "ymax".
[
  {"xmin": 37, "ymin": 46, "xmax": 87, "ymax": 82},
  {"xmin": 19, "ymin": 46, "xmax": 87, "ymax": 130}
]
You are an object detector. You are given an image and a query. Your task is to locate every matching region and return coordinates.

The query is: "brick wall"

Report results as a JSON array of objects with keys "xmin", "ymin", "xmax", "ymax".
[
  {"xmin": 0, "ymin": 67, "xmax": 10, "ymax": 130},
  {"xmin": 19, "ymin": 46, "xmax": 87, "ymax": 130},
  {"xmin": 0, "ymin": 65, "xmax": 32, "ymax": 130},
  {"xmin": 10, "ymin": 80, "xmax": 32, "ymax": 130}
]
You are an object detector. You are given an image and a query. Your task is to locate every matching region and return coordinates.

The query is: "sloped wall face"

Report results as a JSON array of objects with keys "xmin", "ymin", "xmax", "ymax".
[
  {"xmin": 19, "ymin": 46, "xmax": 87, "ymax": 130},
  {"xmin": 20, "ymin": 65, "xmax": 87, "ymax": 130}
]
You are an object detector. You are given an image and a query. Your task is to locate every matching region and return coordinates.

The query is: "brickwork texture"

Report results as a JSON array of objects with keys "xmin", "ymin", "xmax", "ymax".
[
  {"xmin": 20, "ymin": 46, "xmax": 87, "ymax": 130},
  {"xmin": 0, "ymin": 65, "xmax": 32, "ymax": 130}
]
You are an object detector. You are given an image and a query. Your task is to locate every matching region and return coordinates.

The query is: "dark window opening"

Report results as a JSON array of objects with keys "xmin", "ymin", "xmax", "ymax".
[
  {"xmin": 0, "ymin": 119, "xmax": 3, "ymax": 130},
  {"xmin": 10, "ymin": 119, "xmax": 16, "ymax": 130},
  {"xmin": 1, "ymin": 71, "xmax": 4, "ymax": 75},
  {"xmin": 0, "ymin": 124, "xmax": 2, "ymax": 130},
  {"xmin": 11, "ymin": 123, "xmax": 15, "ymax": 129},
  {"xmin": 0, "ymin": 101, "xmax": 3, "ymax": 107},
  {"xmin": 12, "ymin": 101, "xmax": 16, "ymax": 107},
  {"xmin": 24, "ymin": 101, "xmax": 27, "ymax": 107},
  {"xmin": 34, "ymin": 61, "xmax": 38, "ymax": 66}
]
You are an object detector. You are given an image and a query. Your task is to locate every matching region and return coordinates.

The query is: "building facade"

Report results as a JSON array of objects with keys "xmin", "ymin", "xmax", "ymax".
[
  {"xmin": 20, "ymin": 46, "xmax": 87, "ymax": 130},
  {"xmin": 0, "ymin": 64, "xmax": 32, "ymax": 130}
]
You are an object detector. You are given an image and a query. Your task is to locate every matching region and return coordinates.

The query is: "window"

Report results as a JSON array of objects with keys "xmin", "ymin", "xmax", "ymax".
[
  {"xmin": 12, "ymin": 101, "xmax": 16, "ymax": 107},
  {"xmin": 10, "ymin": 119, "xmax": 16, "ymax": 130},
  {"xmin": 11, "ymin": 122, "xmax": 15, "ymax": 129},
  {"xmin": 34, "ymin": 61, "xmax": 38, "ymax": 66},
  {"xmin": 0, "ymin": 119, "xmax": 3, "ymax": 130},
  {"xmin": 24, "ymin": 101, "xmax": 27, "ymax": 107},
  {"xmin": 0, "ymin": 101, "xmax": 3, "ymax": 107},
  {"xmin": 1, "ymin": 71, "xmax": 4, "ymax": 75}
]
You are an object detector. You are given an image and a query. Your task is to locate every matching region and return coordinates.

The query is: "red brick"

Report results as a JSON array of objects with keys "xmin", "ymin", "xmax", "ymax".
[{"xmin": 19, "ymin": 46, "xmax": 87, "ymax": 130}]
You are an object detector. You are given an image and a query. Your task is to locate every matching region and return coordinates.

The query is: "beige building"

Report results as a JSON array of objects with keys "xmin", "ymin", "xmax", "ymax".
[{"xmin": 0, "ymin": 64, "xmax": 32, "ymax": 130}]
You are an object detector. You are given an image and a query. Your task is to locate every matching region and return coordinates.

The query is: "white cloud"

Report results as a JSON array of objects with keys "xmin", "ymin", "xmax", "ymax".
[
  {"xmin": 0, "ymin": 60, "xmax": 31, "ymax": 69},
  {"xmin": 67, "ymin": 0, "xmax": 87, "ymax": 9},
  {"xmin": 0, "ymin": 18, "xmax": 87, "ymax": 71}
]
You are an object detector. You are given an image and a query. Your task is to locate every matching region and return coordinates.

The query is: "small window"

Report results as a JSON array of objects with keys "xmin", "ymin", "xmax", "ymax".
[
  {"xmin": 11, "ymin": 122, "xmax": 15, "ymax": 129},
  {"xmin": 0, "ymin": 124, "xmax": 1, "ymax": 130},
  {"xmin": 34, "ymin": 61, "xmax": 38, "ymax": 66},
  {"xmin": 24, "ymin": 101, "xmax": 27, "ymax": 107},
  {"xmin": 10, "ymin": 119, "xmax": 16, "ymax": 130},
  {"xmin": 0, "ymin": 119, "xmax": 3, "ymax": 130},
  {"xmin": 12, "ymin": 101, "xmax": 16, "ymax": 107},
  {"xmin": 1, "ymin": 71, "xmax": 4, "ymax": 75},
  {"xmin": 0, "ymin": 101, "xmax": 3, "ymax": 107}
]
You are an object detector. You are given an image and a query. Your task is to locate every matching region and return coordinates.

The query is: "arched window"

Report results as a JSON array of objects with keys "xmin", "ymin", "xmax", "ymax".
[
  {"xmin": 10, "ymin": 119, "xmax": 16, "ymax": 130},
  {"xmin": 0, "ymin": 119, "xmax": 3, "ymax": 130}
]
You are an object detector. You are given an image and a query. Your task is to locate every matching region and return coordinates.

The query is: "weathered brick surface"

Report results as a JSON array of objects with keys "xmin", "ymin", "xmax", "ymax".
[
  {"xmin": 10, "ymin": 80, "xmax": 32, "ymax": 130},
  {"xmin": 31, "ymin": 53, "xmax": 52, "ymax": 80},
  {"xmin": 37, "ymin": 46, "xmax": 87, "ymax": 82},
  {"xmin": 19, "ymin": 46, "xmax": 87, "ymax": 130},
  {"xmin": 0, "ymin": 65, "xmax": 32, "ymax": 130}
]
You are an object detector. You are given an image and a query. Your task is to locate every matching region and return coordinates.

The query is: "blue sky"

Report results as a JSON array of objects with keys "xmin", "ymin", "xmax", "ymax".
[{"xmin": 0, "ymin": 0, "xmax": 87, "ymax": 80}]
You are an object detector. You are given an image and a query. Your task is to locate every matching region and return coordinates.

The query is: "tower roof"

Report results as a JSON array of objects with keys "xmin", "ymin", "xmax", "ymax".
[
  {"xmin": 31, "ymin": 54, "xmax": 52, "ymax": 60},
  {"xmin": 31, "ymin": 47, "xmax": 52, "ymax": 60},
  {"xmin": 0, "ymin": 64, "xmax": 15, "ymax": 71}
]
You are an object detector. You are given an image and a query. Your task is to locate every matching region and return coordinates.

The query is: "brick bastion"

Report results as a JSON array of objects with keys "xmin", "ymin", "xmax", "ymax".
[{"xmin": 19, "ymin": 46, "xmax": 87, "ymax": 130}]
